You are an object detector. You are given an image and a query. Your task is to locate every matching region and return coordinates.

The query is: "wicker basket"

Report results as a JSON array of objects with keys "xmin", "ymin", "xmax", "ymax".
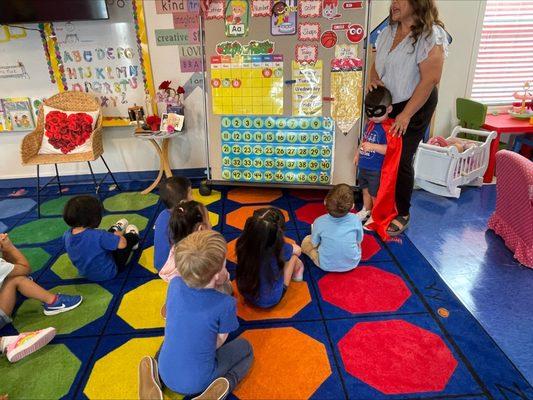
[{"xmin": 20, "ymin": 91, "xmax": 103, "ymax": 165}]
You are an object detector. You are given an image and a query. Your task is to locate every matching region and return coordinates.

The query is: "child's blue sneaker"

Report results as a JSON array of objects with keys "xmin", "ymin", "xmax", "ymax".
[{"xmin": 43, "ymin": 294, "xmax": 83, "ymax": 316}]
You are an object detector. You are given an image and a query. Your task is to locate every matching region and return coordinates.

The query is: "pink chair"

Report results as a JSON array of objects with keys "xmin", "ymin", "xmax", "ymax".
[{"xmin": 487, "ymin": 150, "xmax": 533, "ymax": 267}]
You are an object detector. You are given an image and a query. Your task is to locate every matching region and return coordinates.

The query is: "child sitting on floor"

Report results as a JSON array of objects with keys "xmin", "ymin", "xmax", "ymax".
[
  {"xmin": 159, "ymin": 200, "xmax": 230, "ymax": 289},
  {"xmin": 159, "ymin": 200, "xmax": 231, "ymax": 318},
  {"xmin": 354, "ymin": 86, "xmax": 393, "ymax": 224},
  {"xmin": 140, "ymin": 230, "xmax": 253, "ymax": 400},
  {"xmin": 63, "ymin": 196, "xmax": 139, "ymax": 282},
  {"xmin": 236, "ymin": 207, "xmax": 303, "ymax": 308},
  {"xmin": 302, "ymin": 184, "xmax": 363, "ymax": 272},
  {"xmin": 0, "ymin": 234, "xmax": 81, "ymax": 362},
  {"xmin": 154, "ymin": 177, "xmax": 192, "ymax": 271}
]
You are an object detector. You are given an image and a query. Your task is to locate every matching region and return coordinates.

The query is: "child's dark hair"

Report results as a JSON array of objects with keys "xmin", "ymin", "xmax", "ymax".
[
  {"xmin": 158, "ymin": 176, "xmax": 192, "ymax": 209},
  {"xmin": 63, "ymin": 195, "xmax": 103, "ymax": 228},
  {"xmin": 236, "ymin": 207, "xmax": 285, "ymax": 301},
  {"xmin": 169, "ymin": 200, "xmax": 208, "ymax": 244},
  {"xmin": 365, "ymin": 86, "xmax": 392, "ymax": 108},
  {"xmin": 325, "ymin": 184, "xmax": 353, "ymax": 218}
]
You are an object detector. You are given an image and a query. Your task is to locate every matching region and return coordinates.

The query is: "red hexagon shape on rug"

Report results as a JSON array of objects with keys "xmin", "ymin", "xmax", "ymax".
[
  {"xmin": 339, "ymin": 320, "xmax": 458, "ymax": 394},
  {"xmin": 318, "ymin": 266, "xmax": 410, "ymax": 314}
]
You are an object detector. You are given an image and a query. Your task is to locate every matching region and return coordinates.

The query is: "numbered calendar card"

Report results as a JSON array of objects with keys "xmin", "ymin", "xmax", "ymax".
[{"xmin": 220, "ymin": 115, "xmax": 335, "ymax": 184}]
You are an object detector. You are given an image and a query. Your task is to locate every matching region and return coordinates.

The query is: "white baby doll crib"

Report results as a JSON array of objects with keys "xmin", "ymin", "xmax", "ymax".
[{"xmin": 413, "ymin": 126, "xmax": 497, "ymax": 198}]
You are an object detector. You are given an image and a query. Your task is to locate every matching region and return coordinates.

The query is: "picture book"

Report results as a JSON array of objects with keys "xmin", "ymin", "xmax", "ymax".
[
  {"xmin": 3, "ymin": 97, "xmax": 35, "ymax": 131},
  {"xmin": 160, "ymin": 112, "xmax": 185, "ymax": 133}
]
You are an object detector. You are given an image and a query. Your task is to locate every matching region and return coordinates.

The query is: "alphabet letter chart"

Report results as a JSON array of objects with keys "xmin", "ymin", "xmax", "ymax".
[{"xmin": 220, "ymin": 116, "xmax": 335, "ymax": 184}]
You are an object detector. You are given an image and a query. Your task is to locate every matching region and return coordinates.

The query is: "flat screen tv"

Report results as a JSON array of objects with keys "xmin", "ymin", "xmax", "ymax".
[{"xmin": 0, "ymin": 0, "xmax": 109, "ymax": 24}]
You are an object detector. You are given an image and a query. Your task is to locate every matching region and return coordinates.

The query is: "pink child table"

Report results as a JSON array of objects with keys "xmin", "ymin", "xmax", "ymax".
[{"xmin": 481, "ymin": 113, "xmax": 533, "ymax": 183}]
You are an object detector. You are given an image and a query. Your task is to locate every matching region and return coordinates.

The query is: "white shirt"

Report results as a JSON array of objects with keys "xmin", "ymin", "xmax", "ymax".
[
  {"xmin": 0, "ymin": 257, "xmax": 14, "ymax": 288},
  {"xmin": 375, "ymin": 24, "xmax": 449, "ymax": 103}
]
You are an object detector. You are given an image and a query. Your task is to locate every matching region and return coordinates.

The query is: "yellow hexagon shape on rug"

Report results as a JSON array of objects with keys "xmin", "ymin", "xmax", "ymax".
[
  {"xmin": 208, "ymin": 211, "xmax": 219, "ymax": 227},
  {"xmin": 117, "ymin": 279, "xmax": 166, "ymax": 329},
  {"xmin": 235, "ymin": 327, "xmax": 331, "ymax": 399},
  {"xmin": 83, "ymin": 336, "xmax": 184, "ymax": 400},
  {"xmin": 192, "ymin": 188, "xmax": 221, "ymax": 206},
  {"xmin": 139, "ymin": 246, "xmax": 157, "ymax": 274}
]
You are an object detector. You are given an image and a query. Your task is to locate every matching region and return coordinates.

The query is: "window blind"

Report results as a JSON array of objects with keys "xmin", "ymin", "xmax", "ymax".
[{"xmin": 471, "ymin": 0, "xmax": 533, "ymax": 105}]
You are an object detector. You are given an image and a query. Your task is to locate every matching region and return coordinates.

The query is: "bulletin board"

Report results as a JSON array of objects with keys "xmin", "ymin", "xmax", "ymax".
[
  {"xmin": 201, "ymin": 0, "xmax": 371, "ymax": 187},
  {"xmin": 0, "ymin": 0, "xmax": 155, "ymax": 128}
]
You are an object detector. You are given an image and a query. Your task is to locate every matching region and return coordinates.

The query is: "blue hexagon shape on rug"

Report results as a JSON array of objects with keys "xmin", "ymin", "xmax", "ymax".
[{"xmin": 0, "ymin": 198, "xmax": 36, "ymax": 219}]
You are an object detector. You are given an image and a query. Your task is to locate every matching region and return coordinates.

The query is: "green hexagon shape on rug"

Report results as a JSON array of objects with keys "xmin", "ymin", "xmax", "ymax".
[
  {"xmin": 9, "ymin": 218, "xmax": 68, "ymax": 245},
  {"xmin": 51, "ymin": 253, "xmax": 80, "ymax": 280},
  {"xmin": 99, "ymin": 213, "xmax": 149, "ymax": 232},
  {"xmin": 40, "ymin": 195, "xmax": 75, "ymax": 216},
  {"xmin": 13, "ymin": 283, "xmax": 112, "ymax": 335},
  {"xmin": 0, "ymin": 343, "xmax": 80, "ymax": 399},
  {"xmin": 103, "ymin": 192, "xmax": 158, "ymax": 212},
  {"xmin": 21, "ymin": 247, "xmax": 51, "ymax": 272}
]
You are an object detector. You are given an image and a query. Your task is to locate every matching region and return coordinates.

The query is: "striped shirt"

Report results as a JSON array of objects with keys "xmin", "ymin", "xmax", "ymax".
[{"xmin": 375, "ymin": 24, "xmax": 449, "ymax": 104}]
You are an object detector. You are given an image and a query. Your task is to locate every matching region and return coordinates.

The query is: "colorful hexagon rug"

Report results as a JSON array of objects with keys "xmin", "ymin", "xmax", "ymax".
[{"xmin": 0, "ymin": 186, "xmax": 531, "ymax": 399}]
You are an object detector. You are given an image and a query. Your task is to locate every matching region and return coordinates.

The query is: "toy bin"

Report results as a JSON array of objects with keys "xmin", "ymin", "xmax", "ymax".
[{"xmin": 414, "ymin": 126, "xmax": 497, "ymax": 198}]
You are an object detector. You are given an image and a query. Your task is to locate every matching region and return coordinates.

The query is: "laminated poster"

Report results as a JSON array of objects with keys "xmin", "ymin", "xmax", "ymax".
[
  {"xmin": 271, "ymin": 0, "xmax": 297, "ymax": 36},
  {"xmin": 220, "ymin": 116, "xmax": 335, "ymax": 185},
  {"xmin": 225, "ymin": 0, "xmax": 250, "ymax": 37},
  {"xmin": 292, "ymin": 60, "xmax": 322, "ymax": 116}
]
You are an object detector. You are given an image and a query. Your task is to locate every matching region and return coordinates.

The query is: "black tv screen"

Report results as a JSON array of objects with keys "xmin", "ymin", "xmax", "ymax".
[{"xmin": 0, "ymin": 0, "xmax": 109, "ymax": 24}]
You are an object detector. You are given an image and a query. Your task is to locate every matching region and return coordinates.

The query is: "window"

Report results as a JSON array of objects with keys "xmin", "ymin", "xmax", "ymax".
[{"xmin": 470, "ymin": 0, "xmax": 533, "ymax": 105}]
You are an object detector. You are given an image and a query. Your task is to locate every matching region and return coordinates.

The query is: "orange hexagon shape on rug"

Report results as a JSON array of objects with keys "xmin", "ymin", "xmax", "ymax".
[
  {"xmin": 235, "ymin": 327, "xmax": 331, "ymax": 399},
  {"xmin": 232, "ymin": 280, "xmax": 311, "ymax": 321},
  {"xmin": 226, "ymin": 205, "xmax": 289, "ymax": 231},
  {"xmin": 226, "ymin": 236, "xmax": 296, "ymax": 264},
  {"xmin": 227, "ymin": 188, "xmax": 282, "ymax": 204}
]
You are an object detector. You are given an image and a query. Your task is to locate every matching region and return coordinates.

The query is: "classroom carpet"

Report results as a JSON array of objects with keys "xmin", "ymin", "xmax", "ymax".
[{"xmin": 0, "ymin": 183, "xmax": 532, "ymax": 400}]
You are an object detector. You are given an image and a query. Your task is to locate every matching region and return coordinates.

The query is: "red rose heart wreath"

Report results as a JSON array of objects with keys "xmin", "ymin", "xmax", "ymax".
[{"xmin": 44, "ymin": 111, "xmax": 94, "ymax": 154}]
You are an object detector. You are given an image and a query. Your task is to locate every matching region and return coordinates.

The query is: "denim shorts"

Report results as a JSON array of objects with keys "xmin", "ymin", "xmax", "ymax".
[{"xmin": 0, "ymin": 307, "xmax": 12, "ymax": 330}]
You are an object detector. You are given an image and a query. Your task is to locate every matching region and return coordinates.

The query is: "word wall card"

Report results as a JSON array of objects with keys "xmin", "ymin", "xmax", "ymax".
[{"xmin": 220, "ymin": 116, "xmax": 335, "ymax": 185}]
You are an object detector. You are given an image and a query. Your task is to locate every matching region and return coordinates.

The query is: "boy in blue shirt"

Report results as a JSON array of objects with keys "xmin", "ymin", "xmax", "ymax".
[
  {"xmin": 139, "ymin": 230, "xmax": 253, "ymax": 400},
  {"xmin": 354, "ymin": 86, "xmax": 393, "ymax": 223},
  {"xmin": 63, "ymin": 196, "xmax": 139, "ymax": 282},
  {"xmin": 153, "ymin": 176, "xmax": 192, "ymax": 271},
  {"xmin": 301, "ymin": 184, "xmax": 363, "ymax": 272}
]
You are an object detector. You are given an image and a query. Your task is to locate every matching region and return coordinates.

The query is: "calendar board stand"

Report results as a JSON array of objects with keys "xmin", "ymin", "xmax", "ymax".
[{"xmin": 199, "ymin": 1, "xmax": 373, "ymax": 194}]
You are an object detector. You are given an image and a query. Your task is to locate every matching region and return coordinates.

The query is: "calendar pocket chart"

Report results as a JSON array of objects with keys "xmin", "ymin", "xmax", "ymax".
[
  {"xmin": 210, "ymin": 54, "xmax": 284, "ymax": 115},
  {"xmin": 220, "ymin": 116, "xmax": 335, "ymax": 184}
]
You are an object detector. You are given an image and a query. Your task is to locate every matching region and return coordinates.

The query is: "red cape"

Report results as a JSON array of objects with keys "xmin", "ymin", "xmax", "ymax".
[{"xmin": 366, "ymin": 118, "xmax": 403, "ymax": 241}]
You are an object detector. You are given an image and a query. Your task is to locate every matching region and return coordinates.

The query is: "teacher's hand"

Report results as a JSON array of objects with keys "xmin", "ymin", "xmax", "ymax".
[
  {"xmin": 366, "ymin": 79, "xmax": 384, "ymax": 93},
  {"xmin": 391, "ymin": 112, "xmax": 411, "ymax": 136}
]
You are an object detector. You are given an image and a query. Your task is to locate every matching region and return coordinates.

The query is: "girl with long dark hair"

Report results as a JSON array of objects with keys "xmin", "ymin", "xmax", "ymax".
[{"xmin": 236, "ymin": 207, "xmax": 303, "ymax": 308}]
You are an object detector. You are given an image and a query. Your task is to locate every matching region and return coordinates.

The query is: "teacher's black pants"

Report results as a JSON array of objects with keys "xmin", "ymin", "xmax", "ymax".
[{"xmin": 389, "ymin": 88, "xmax": 438, "ymax": 216}]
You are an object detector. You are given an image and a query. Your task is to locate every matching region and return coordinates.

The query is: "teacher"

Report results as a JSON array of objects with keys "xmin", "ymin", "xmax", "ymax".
[{"xmin": 368, "ymin": 0, "xmax": 448, "ymax": 236}]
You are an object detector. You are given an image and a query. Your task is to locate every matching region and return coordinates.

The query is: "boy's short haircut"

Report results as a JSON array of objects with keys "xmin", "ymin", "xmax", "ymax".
[
  {"xmin": 175, "ymin": 230, "xmax": 227, "ymax": 288},
  {"xmin": 325, "ymin": 184, "xmax": 354, "ymax": 218},
  {"xmin": 158, "ymin": 176, "xmax": 192, "ymax": 209},
  {"xmin": 63, "ymin": 195, "xmax": 103, "ymax": 228},
  {"xmin": 364, "ymin": 86, "xmax": 393, "ymax": 108}
]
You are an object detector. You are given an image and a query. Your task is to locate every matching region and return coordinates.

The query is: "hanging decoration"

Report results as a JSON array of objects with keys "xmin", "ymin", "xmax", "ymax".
[{"xmin": 330, "ymin": 50, "xmax": 363, "ymax": 134}]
